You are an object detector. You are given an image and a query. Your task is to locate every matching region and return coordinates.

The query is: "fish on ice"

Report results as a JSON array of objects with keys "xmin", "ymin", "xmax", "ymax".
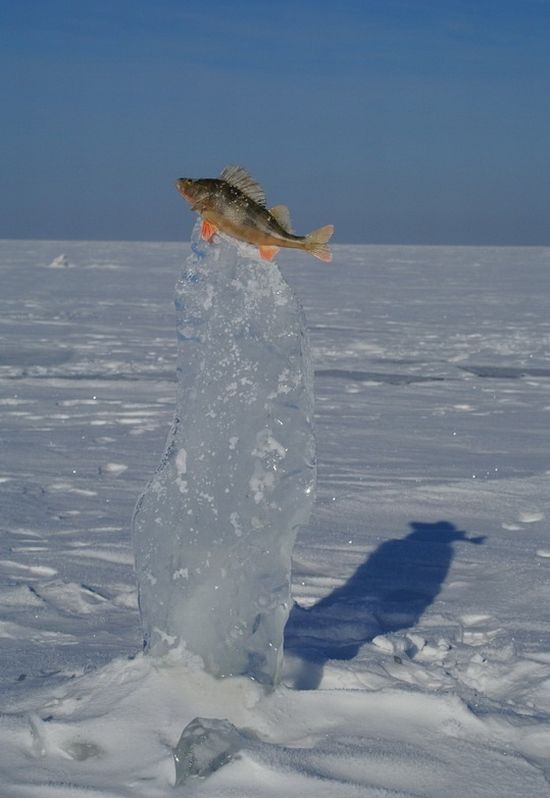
[{"xmin": 176, "ymin": 165, "xmax": 334, "ymax": 262}]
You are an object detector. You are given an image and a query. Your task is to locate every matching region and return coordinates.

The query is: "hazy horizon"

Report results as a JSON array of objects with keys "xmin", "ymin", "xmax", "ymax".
[
  {"xmin": 1, "ymin": 1, "xmax": 549, "ymax": 246},
  {"xmin": 2, "ymin": 235, "xmax": 550, "ymax": 249}
]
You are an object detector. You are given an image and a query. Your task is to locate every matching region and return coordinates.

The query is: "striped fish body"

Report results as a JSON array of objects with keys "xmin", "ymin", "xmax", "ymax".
[{"xmin": 176, "ymin": 166, "xmax": 334, "ymax": 262}]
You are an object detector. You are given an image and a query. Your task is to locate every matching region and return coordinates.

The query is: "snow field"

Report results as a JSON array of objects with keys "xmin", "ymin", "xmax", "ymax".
[{"xmin": 0, "ymin": 239, "xmax": 549, "ymax": 795}]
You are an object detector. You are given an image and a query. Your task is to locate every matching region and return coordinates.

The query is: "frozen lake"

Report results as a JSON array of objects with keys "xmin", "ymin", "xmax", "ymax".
[{"xmin": 1, "ymin": 239, "xmax": 550, "ymax": 796}]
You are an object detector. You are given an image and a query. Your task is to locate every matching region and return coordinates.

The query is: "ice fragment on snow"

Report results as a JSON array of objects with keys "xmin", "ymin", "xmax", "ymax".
[
  {"xmin": 173, "ymin": 717, "xmax": 243, "ymax": 785},
  {"xmin": 47, "ymin": 254, "xmax": 71, "ymax": 269}
]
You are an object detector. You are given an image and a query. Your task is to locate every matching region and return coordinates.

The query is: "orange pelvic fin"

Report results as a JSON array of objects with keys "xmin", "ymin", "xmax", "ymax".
[
  {"xmin": 201, "ymin": 220, "xmax": 217, "ymax": 241},
  {"xmin": 259, "ymin": 246, "xmax": 280, "ymax": 261}
]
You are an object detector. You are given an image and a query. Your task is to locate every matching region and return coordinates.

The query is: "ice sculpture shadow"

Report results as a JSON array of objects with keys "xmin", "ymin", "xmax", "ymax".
[{"xmin": 285, "ymin": 520, "xmax": 485, "ymax": 689}]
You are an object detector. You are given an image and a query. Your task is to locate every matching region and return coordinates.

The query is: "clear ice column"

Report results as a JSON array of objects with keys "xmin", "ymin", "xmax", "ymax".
[{"xmin": 132, "ymin": 225, "xmax": 316, "ymax": 685}]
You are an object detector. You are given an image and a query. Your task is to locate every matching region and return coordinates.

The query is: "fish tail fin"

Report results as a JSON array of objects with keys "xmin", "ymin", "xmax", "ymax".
[{"xmin": 305, "ymin": 224, "xmax": 334, "ymax": 262}]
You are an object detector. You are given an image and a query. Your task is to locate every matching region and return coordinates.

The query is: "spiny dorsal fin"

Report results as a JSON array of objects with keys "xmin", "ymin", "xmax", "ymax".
[
  {"xmin": 269, "ymin": 204, "xmax": 293, "ymax": 233},
  {"xmin": 220, "ymin": 165, "xmax": 266, "ymax": 206}
]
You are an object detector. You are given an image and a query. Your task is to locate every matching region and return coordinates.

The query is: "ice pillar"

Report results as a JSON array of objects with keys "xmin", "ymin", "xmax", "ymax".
[{"xmin": 132, "ymin": 224, "xmax": 315, "ymax": 685}]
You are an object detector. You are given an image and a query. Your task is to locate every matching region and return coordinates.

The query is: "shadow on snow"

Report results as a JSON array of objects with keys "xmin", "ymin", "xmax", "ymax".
[{"xmin": 285, "ymin": 520, "xmax": 484, "ymax": 689}]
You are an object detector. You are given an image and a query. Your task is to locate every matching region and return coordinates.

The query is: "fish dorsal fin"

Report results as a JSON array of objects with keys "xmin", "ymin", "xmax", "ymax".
[
  {"xmin": 220, "ymin": 165, "xmax": 266, "ymax": 206},
  {"xmin": 269, "ymin": 204, "xmax": 293, "ymax": 233}
]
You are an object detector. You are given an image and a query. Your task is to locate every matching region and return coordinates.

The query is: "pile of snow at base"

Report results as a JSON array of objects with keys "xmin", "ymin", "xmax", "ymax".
[
  {"xmin": 133, "ymin": 223, "xmax": 315, "ymax": 685},
  {"xmin": 1, "ymin": 647, "xmax": 549, "ymax": 797}
]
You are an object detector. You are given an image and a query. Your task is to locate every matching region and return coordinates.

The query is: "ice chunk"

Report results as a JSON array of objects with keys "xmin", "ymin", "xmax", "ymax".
[
  {"xmin": 47, "ymin": 253, "xmax": 71, "ymax": 268},
  {"xmin": 132, "ymin": 224, "xmax": 315, "ymax": 685},
  {"xmin": 173, "ymin": 717, "xmax": 243, "ymax": 785}
]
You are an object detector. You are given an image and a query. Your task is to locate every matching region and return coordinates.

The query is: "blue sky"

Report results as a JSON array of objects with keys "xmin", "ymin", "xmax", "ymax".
[{"xmin": 1, "ymin": 0, "xmax": 549, "ymax": 244}]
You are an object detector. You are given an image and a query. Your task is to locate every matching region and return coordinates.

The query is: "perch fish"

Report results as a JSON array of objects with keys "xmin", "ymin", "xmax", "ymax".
[{"xmin": 176, "ymin": 165, "xmax": 334, "ymax": 262}]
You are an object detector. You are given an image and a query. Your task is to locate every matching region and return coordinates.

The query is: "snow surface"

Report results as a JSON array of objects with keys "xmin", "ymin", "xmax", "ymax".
[
  {"xmin": 133, "ymin": 225, "xmax": 315, "ymax": 684},
  {"xmin": 1, "ymin": 238, "xmax": 550, "ymax": 796}
]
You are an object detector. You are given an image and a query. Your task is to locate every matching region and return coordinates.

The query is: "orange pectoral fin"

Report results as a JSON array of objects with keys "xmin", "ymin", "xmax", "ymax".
[
  {"xmin": 259, "ymin": 246, "xmax": 280, "ymax": 261},
  {"xmin": 201, "ymin": 220, "xmax": 217, "ymax": 241}
]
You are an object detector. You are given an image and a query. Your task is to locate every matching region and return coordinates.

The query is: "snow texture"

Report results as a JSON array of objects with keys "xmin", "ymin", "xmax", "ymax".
[
  {"xmin": 1, "ymin": 239, "xmax": 550, "ymax": 796},
  {"xmin": 132, "ymin": 223, "xmax": 316, "ymax": 684}
]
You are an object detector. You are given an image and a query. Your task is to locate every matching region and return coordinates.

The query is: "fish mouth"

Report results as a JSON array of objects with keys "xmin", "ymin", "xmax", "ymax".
[{"xmin": 175, "ymin": 179, "xmax": 192, "ymax": 202}]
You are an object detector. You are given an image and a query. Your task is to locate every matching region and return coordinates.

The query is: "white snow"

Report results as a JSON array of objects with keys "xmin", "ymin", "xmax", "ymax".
[
  {"xmin": 1, "ymin": 238, "xmax": 550, "ymax": 795},
  {"xmin": 175, "ymin": 448, "xmax": 187, "ymax": 475},
  {"xmin": 100, "ymin": 462, "xmax": 129, "ymax": 476}
]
